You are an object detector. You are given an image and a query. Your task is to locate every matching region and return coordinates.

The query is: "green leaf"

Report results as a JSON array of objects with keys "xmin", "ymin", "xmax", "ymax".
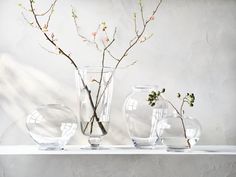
[
  {"xmin": 150, "ymin": 102, "xmax": 155, "ymax": 107},
  {"xmin": 161, "ymin": 88, "xmax": 165, "ymax": 93},
  {"xmin": 177, "ymin": 93, "xmax": 181, "ymax": 98}
]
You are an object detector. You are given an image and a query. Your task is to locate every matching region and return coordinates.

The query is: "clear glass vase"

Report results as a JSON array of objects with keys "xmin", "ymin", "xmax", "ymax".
[
  {"xmin": 76, "ymin": 66, "xmax": 114, "ymax": 149},
  {"xmin": 26, "ymin": 104, "xmax": 78, "ymax": 150},
  {"xmin": 123, "ymin": 85, "xmax": 168, "ymax": 149},
  {"xmin": 157, "ymin": 115, "xmax": 201, "ymax": 151}
]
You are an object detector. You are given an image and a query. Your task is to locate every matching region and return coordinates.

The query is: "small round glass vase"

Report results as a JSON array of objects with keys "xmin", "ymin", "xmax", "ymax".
[
  {"xmin": 157, "ymin": 115, "xmax": 201, "ymax": 151},
  {"xmin": 26, "ymin": 104, "xmax": 78, "ymax": 150},
  {"xmin": 123, "ymin": 85, "xmax": 167, "ymax": 149}
]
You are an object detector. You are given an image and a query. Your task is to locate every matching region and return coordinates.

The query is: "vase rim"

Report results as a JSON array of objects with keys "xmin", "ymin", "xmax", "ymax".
[
  {"xmin": 132, "ymin": 84, "xmax": 158, "ymax": 91},
  {"xmin": 78, "ymin": 66, "xmax": 114, "ymax": 73}
]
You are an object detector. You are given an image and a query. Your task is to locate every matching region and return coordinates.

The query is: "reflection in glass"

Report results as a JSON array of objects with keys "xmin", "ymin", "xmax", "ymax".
[{"xmin": 26, "ymin": 104, "xmax": 77, "ymax": 150}]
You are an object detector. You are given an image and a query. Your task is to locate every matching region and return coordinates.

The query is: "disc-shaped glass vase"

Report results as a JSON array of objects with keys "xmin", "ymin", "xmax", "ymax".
[
  {"xmin": 26, "ymin": 104, "xmax": 78, "ymax": 150},
  {"xmin": 157, "ymin": 115, "xmax": 201, "ymax": 151}
]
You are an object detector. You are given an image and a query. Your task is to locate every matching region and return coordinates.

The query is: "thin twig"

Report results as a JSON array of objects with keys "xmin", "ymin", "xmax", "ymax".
[
  {"xmin": 133, "ymin": 13, "xmax": 139, "ymax": 36},
  {"xmin": 72, "ymin": 8, "xmax": 102, "ymax": 51},
  {"xmin": 90, "ymin": 116, "xmax": 95, "ymax": 134},
  {"xmin": 39, "ymin": 44, "xmax": 60, "ymax": 55},
  {"xmin": 95, "ymin": 28, "xmax": 117, "ymax": 108},
  {"xmin": 139, "ymin": 1, "xmax": 145, "ymax": 26},
  {"xmin": 140, "ymin": 33, "xmax": 154, "ymax": 43},
  {"xmin": 45, "ymin": 1, "xmax": 56, "ymax": 29},
  {"xmin": 180, "ymin": 97, "xmax": 187, "ymax": 116},
  {"xmin": 106, "ymin": 49, "xmax": 119, "ymax": 61},
  {"xmin": 96, "ymin": 0, "xmax": 163, "ymax": 106},
  {"xmin": 21, "ymin": 12, "xmax": 36, "ymax": 28},
  {"xmin": 161, "ymin": 95, "xmax": 191, "ymax": 148},
  {"xmin": 29, "ymin": 0, "xmax": 78, "ymax": 70},
  {"xmin": 129, "ymin": 36, "xmax": 138, "ymax": 46},
  {"xmin": 35, "ymin": 0, "xmax": 57, "ymax": 16},
  {"xmin": 82, "ymin": 116, "xmax": 93, "ymax": 134},
  {"xmin": 119, "ymin": 60, "xmax": 138, "ymax": 69}
]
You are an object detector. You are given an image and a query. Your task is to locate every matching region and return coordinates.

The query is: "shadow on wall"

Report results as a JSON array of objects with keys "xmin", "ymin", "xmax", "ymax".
[
  {"xmin": 0, "ymin": 53, "xmax": 81, "ymax": 145},
  {"xmin": 0, "ymin": 53, "xmax": 129, "ymax": 145}
]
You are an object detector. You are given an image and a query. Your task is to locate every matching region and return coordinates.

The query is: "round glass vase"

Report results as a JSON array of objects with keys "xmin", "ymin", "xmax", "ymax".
[
  {"xmin": 157, "ymin": 115, "xmax": 201, "ymax": 151},
  {"xmin": 123, "ymin": 85, "xmax": 167, "ymax": 149},
  {"xmin": 26, "ymin": 104, "xmax": 78, "ymax": 150},
  {"xmin": 76, "ymin": 66, "xmax": 114, "ymax": 149}
]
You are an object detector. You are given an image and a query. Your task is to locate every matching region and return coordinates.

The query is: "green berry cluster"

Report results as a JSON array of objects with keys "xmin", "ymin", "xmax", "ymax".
[
  {"xmin": 187, "ymin": 93, "xmax": 195, "ymax": 107},
  {"xmin": 148, "ymin": 88, "xmax": 165, "ymax": 107},
  {"xmin": 177, "ymin": 93, "xmax": 195, "ymax": 107}
]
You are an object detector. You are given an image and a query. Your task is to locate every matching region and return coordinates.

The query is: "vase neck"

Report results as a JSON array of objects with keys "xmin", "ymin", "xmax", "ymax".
[{"xmin": 78, "ymin": 66, "xmax": 114, "ymax": 73}]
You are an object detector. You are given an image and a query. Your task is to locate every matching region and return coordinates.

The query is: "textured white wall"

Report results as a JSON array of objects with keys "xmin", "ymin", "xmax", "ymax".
[{"xmin": 0, "ymin": 0, "xmax": 236, "ymax": 146}]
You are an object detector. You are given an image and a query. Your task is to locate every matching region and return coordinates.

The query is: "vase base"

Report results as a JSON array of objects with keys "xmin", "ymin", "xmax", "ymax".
[
  {"xmin": 88, "ymin": 136, "xmax": 102, "ymax": 148},
  {"xmin": 132, "ymin": 138, "xmax": 157, "ymax": 149},
  {"xmin": 38, "ymin": 144, "xmax": 64, "ymax": 151},
  {"xmin": 134, "ymin": 146, "xmax": 156, "ymax": 149},
  {"xmin": 80, "ymin": 146, "xmax": 110, "ymax": 150}
]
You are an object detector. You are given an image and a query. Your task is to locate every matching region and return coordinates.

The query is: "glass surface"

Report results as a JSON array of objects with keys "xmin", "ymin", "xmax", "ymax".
[
  {"xmin": 26, "ymin": 104, "xmax": 78, "ymax": 150},
  {"xmin": 157, "ymin": 115, "xmax": 201, "ymax": 150},
  {"xmin": 123, "ymin": 85, "xmax": 168, "ymax": 149},
  {"xmin": 76, "ymin": 66, "xmax": 114, "ymax": 148}
]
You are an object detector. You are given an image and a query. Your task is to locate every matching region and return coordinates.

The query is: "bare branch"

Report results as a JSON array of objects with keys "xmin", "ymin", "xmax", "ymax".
[
  {"xmin": 146, "ymin": 0, "xmax": 163, "ymax": 24},
  {"xmin": 119, "ymin": 60, "xmax": 138, "ymax": 69},
  {"xmin": 101, "ymin": 26, "xmax": 119, "ymax": 61},
  {"xmin": 45, "ymin": 1, "xmax": 57, "ymax": 29},
  {"xmin": 138, "ymin": 0, "xmax": 145, "ymax": 26},
  {"xmin": 133, "ymin": 13, "xmax": 139, "ymax": 36},
  {"xmin": 39, "ymin": 44, "xmax": 60, "ymax": 55},
  {"xmin": 140, "ymin": 33, "xmax": 154, "ymax": 43},
  {"xmin": 91, "ymin": 79, "xmax": 100, "ymax": 84},
  {"xmin": 18, "ymin": 3, "xmax": 30, "ymax": 12},
  {"xmin": 35, "ymin": 0, "xmax": 57, "ymax": 16},
  {"xmin": 29, "ymin": 0, "xmax": 78, "ymax": 70},
  {"xmin": 21, "ymin": 12, "xmax": 37, "ymax": 28},
  {"xmin": 71, "ymin": 7, "xmax": 102, "ymax": 51},
  {"xmin": 95, "ymin": 27, "xmax": 117, "ymax": 108},
  {"xmin": 158, "ymin": 93, "xmax": 191, "ymax": 148},
  {"xmin": 25, "ymin": 0, "xmax": 163, "ymax": 138},
  {"xmin": 96, "ymin": 0, "xmax": 163, "ymax": 106},
  {"xmin": 26, "ymin": 0, "xmax": 108, "ymax": 135},
  {"xmin": 129, "ymin": 36, "xmax": 138, "ymax": 46},
  {"xmin": 106, "ymin": 50, "xmax": 119, "ymax": 61}
]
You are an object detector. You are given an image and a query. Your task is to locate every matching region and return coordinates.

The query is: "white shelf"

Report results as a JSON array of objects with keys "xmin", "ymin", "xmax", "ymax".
[{"xmin": 0, "ymin": 145, "xmax": 236, "ymax": 155}]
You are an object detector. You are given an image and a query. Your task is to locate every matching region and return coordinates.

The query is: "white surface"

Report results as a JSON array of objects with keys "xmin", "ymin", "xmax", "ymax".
[
  {"xmin": 1, "ymin": 154, "xmax": 236, "ymax": 177},
  {"xmin": 0, "ymin": 145, "xmax": 236, "ymax": 155},
  {"xmin": 1, "ymin": 145, "xmax": 236, "ymax": 177}
]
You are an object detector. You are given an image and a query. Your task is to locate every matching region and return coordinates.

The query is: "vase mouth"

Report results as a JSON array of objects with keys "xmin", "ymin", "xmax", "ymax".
[
  {"xmin": 78, "ymin": 66, "xmax": 114, "ymax": 73},
  {"xmin": 132, "ymin": 85, "xmax": 158, "ymax": 91},
  {"xmin": 165, "ymin": 114, "xmax": 194, "ymax": 119}
]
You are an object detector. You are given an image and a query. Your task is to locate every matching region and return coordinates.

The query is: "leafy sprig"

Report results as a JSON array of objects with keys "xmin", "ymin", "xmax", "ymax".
[
  {"xmin": 178, "ymin": 93, "xmax": 195, "ymax": 107},
  {"xmin": 148, "ymin": 89, "xmax": 196, "ymax": 148},
  {"xmin": 148, "ymin": 88, "xmax": 195, "ymax": 116}
]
